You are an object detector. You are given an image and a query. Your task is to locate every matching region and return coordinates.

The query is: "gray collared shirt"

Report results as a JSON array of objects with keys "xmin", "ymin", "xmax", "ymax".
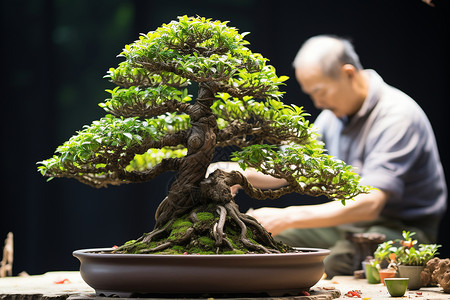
[{"xmin": 314, "ymin": 70, "xmax": 447, "ymax": 221}]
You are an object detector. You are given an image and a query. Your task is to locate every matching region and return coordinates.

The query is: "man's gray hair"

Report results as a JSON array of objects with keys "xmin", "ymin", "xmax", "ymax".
[{"xmin": 293, "ymin": 35, "xmax": 363, "ymax": 78}]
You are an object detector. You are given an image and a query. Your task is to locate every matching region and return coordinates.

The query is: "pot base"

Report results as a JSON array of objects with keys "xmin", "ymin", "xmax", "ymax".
[
  {"xmin": 95, "ymin": 288, "xmax": 315, "ymax": 298},
  {"xmin": 73, "ymin": 247, "xmax": 330, "ymax": 297}
]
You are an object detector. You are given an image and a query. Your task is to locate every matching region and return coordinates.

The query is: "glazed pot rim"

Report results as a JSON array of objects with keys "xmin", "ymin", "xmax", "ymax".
[
  {"xmin": 73, "ymin": 247, "xmax": 330, "ymax": 259},
  {"xmin": 397, "ymin": 264, "xmax": 426, "ymax": 267}
]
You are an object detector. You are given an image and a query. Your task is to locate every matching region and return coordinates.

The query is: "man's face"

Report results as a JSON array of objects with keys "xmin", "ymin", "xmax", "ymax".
[{"xmin": 295, "ymin": 65, "xmax": 357, "ymax": 118}]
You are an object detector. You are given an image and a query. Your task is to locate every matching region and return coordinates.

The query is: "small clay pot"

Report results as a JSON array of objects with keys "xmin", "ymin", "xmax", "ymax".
[
  {"xmin": 366, "ymin": 264, "xmax": 380, "ymax": 284},
  {"xmin": 361, "ymin": 261, "xmax": 370, "ymax": 278},
  {"xmin": 385, "ymin": 278, "xmax": 409, "ymax": 297},
  {"xmin": 379, "ymin": 268, "xmax": 397, "ymax": 284},
  {"xmin": 398, "ymin": 265, "xmax": 425, "ymax": 290}
]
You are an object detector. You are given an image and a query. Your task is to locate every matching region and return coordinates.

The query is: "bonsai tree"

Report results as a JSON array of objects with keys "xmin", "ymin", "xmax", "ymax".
[{"xmin": 38, "ymin": 16, "xmax": 368, "ymax": 255}]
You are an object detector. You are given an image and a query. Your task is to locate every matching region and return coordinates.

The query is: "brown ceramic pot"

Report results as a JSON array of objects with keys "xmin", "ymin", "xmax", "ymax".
[{"xmin": 73, "ymin": 247, "xmax": 330, "ymax": 297}]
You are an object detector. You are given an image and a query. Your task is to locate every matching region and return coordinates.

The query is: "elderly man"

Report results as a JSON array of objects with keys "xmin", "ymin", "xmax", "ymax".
[{"xmin": 210, "ymin": 35, "xmax": 447, "ymax": 277}]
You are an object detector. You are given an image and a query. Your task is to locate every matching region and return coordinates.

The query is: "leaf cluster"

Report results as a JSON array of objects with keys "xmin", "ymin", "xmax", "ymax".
[
  {"xmin": 373, "ymin": 231, "xmax": 441, "ymax": 267},
  {"xmin": 38, "ymin": 15, "xmax": 369, "ymax": 203},
  {"xmin": 232, "ymin": 142, "xmax": 369, "ymax": 202},
  {"xmin": 395, "ymin": 231, "xmax": 441, "ymax": 266},
  {"xmin": 211, "ymin": 93, "xmax": 312, "ymax": 147},
  {"xmin": 126, "ymin": 147, "xmax": 187, "ymax": 172},
  {"xmin": 99, "ymin": 85, "xmax": 191, "ymax": 118},
  {"xmin": 110, "ymin": 15, "xmax": 287, "ymax": 99},
  {"xmin": 38, "ymin": 113, "xmax": 190, "ymax": 179}
]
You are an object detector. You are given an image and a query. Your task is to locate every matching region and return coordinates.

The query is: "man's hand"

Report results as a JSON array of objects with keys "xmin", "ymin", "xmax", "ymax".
[
  {"xmin": 247, "ymin": 207, "xmax": 293, "ymax": 236},
  {"xmin": 246, "ymin": 189, "xmax": 389, "ymax": 236}
]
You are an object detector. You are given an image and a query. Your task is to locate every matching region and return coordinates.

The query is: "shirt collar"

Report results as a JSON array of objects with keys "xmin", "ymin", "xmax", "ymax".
[{"xmin": 341, "ymin": 69, "xmax": 383, "ymax": 125}]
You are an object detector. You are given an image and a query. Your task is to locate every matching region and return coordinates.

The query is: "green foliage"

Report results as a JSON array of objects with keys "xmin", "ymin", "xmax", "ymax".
[
  {"xmin": 373, "ymin": 231, "xmax": 441, "ymax": 267},
  {"xmin": 113, "ymin": 15, "xmax": 287, "ymax": 99},
  {"xmin": 38, "ymin": 15, "xmax": 368, "ymax": 205},
  {"xmin": 395, "ymin": 231, "xmax": 441, "ymax": 266},
  {"xmin": 373, "ymin": 241, "xmax": 397, "ymax": 266},
  {"xmin": 100, "ymin": 85, "xmax": 192, "ymax": 115},
  {"xmin": 120, "ymin": 15, "xmax": 249, "ymax": 60},
  {"xmin": 212, "ymin": 92, "xmax": 307, "ymax": 132},
  {"xmin": 106, "ymin": 63, "xmax": 190, "ymax": 88},
  {"xmin": 126, "ymin": 147, "xmax": 187, "ymax": 172},
  {"xmin": 38, "ymin": 113, "xmax": 190, "ymax": 176},
  {"xmin": 232, "ymin": 142, "xmax": 369, "ymax": 202}
]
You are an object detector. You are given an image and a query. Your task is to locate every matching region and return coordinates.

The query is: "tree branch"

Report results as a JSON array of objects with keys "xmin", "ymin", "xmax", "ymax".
[
  {"xmin": 205, "ymin": 169, "xmax": 297, "ymax": 200},
  {"xmin": 118, "ymin": 157, "xmax": 183, "ymax": 183},
  {"xmin": 107, "ymin": 100, "xmax": 191, "ymax": 118}
]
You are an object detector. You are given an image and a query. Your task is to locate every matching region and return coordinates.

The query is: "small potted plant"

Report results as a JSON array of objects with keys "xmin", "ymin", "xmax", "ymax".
[
  {"xmin": 394, "ymin": 231, "xmax": 441, "ymax": 290},
  {"xmin": 373, "ymin": 241, "xmax": 397, "ymax": 284},
  {"xmin": 366, "ymin": 258, "xmax": 381, "ymax": 284},
  {"xmin": 372, "ymin": 231, "xmax": 441, "ymax": 289}
]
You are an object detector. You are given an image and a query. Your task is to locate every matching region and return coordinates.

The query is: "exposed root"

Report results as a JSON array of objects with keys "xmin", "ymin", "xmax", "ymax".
[
  {"xmin": 189, "ymin": 211, "xmax": 198, "ymax": 223},
  {"xmin": 178, "ymin": 227, "xmax": 195, "ymax": 244},
  {"xmin": 142, "ymin": 220, "xmax": 174, "ymax": 243},
  {"xmin": 113, "ymin": 220, "xmax": 174, "ymax": 253},
  {"xmin": 139, "ymin": 241, "xmax": 173, "ymax": 254},
  {"xmin": 114, "ymin": 165, "xmax": 293, "ymax": 255},
  {"xmin": 241, "ymin": 214, "xmax": 279, "ymax": 250},
  {"xmin": 115, "ymin": 202, "xmax": 291, "ymax": 255},
  {"xmin": 213, "ymin": 205, "xmax": 227, "ymax": 246},
  {"xmin": 212, "ymin": 205, "xmax": 235, "ymax": 253},
  {"xmin": 225, "ymin": 203, "xmax": 276, "ymax": 254}
]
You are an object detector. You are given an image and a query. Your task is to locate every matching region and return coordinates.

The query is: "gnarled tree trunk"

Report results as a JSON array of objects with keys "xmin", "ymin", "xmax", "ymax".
[{"xmin": 115, "ymin": 83, "xmax": 290, "ymax": 255}]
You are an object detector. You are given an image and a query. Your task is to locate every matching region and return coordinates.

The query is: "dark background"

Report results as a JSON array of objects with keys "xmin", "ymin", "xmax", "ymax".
[{"xmin": 1, "ymin": 0, "xmax": 449, "ymax": 275}]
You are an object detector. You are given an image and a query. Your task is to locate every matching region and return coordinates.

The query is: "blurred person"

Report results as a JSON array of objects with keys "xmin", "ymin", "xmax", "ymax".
[{"xmin": 208, "ymin": 35, "xmax": 447, "ymax": 277}]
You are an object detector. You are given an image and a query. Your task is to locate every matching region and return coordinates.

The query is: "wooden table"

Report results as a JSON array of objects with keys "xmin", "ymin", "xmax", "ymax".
[
  {"xmin": 0, "ymin": 272, "xmax": 448, "ymax": 299},
  {"xmin": 315, "ymin": 276, "xmax": 449, "ymax": 299}
]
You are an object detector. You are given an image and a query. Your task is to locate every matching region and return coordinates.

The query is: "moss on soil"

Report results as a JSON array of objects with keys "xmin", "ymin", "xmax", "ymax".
[{"xmin": 117, "ymin": 204, "xmax": 290, "ymax": 255}]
